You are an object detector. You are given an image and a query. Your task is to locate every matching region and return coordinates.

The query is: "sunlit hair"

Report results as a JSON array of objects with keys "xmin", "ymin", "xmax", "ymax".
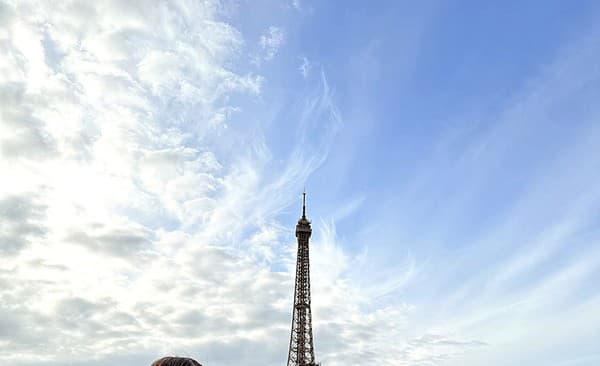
[{"xmin": 151, "ymin": 357, "xmax": 203, "ymax": 366}]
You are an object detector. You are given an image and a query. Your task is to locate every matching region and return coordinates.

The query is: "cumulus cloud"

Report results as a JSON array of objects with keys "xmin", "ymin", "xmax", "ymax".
[{"xmin": 0, "ymin": 0, "xmax": 272, "ymax": 363}]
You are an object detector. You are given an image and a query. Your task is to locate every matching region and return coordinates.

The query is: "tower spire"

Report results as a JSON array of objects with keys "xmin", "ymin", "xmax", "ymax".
[{"xmin": 302, "ymin": 190, "xmax": 306, "ymax": 219}]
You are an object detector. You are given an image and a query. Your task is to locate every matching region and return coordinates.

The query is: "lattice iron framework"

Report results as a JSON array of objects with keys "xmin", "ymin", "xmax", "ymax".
[{"xmin": 287, "ymin": 192, "xmax": 319, "ymax": 366}]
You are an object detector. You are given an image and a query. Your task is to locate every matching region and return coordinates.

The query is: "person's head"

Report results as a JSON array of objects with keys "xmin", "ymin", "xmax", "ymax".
[{"xmin": 151, "ymin": 357, "xmax": 202, "ymax": 366}]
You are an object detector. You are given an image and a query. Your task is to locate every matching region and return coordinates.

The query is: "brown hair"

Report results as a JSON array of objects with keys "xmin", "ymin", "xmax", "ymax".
[{"xmin": 151, "ymin": 357, "xmax": 203, "ymax": 366}]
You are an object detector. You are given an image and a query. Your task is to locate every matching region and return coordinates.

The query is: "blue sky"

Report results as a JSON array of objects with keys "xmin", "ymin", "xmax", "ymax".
[{"xmin": 1, "ymin": 1, "xmax": 600, "ymax": 365}]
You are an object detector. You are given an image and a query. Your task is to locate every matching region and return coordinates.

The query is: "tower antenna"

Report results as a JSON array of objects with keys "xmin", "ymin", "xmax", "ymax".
[{"xmin": 302, "ymin": 189, "xmax": 306, "ymax": 219}]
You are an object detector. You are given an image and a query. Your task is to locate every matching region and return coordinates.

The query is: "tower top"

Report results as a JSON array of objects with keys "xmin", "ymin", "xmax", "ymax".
[{"xmin": 296, "ymin": 190, "xmax": 311, "ymax": 234}]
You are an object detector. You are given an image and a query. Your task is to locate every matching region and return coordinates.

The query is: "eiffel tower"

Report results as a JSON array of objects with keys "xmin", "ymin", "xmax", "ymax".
[{"xmin": 287, "ymin": 192, "xmax": 319, "ymax": 366}]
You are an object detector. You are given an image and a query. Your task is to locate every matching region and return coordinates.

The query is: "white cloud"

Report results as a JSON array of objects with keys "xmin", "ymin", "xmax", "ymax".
[
  {"xmin": 0, "ymin": 0, "xmax": 277, "ymax": 363},
  {"xmin": 291, "ymin": 0, "xmax": 313, "ymax": 14},
  {"xmin": 299, "ymin": 56, "xmax": 311, "ymax": 78},
  {"xmin": 257, "ymin": 26, "xmax": 285, "ymax": 63},
  {"xmin": 0, "ymin": 193, "xmax": 48, "ymax": 255}
]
